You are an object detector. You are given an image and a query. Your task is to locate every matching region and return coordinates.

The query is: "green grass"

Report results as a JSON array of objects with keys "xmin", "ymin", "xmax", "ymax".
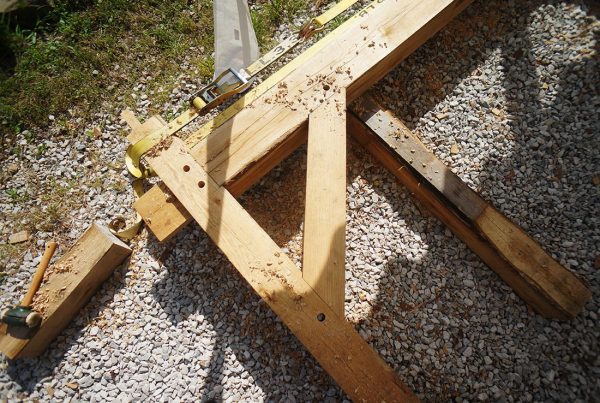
[{"xmin": 0, "ymin": 0, "xmax": 316, "ymax": 140}]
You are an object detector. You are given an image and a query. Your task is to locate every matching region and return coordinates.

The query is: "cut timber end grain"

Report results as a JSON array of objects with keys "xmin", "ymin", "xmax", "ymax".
[{"xmin": 8, "ymin": 230, "xmax": 30, "ymax": 244}]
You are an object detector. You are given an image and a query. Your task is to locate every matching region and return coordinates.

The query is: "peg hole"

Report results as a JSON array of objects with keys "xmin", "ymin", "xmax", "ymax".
[
  {"xmin": 183, "ymin": 165, "xmax": 190, "ymax": 172},
  {"xmin": 323, "ymin": 84, "xmax": 330, "ymax": 91},
  {"xmin": 198, "ymin": 180, "xmax": 205, "ymax": 188},
  {"xmin": 316, "ymin": 313, "xmax": 326, "ymax": 322}
]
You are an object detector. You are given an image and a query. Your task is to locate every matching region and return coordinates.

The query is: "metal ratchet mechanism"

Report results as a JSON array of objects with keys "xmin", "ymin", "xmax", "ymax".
[
  {"xmin": 190, "ymin": 67, "xmax": 251, "ymax": 112},
  {"xmin": 124, "ymin": 0, "xmax": 361, "ymax": 181}
]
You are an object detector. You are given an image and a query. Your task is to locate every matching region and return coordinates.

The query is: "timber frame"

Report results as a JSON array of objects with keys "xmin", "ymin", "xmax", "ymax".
[{"xmin": 122, "ymin": 0, "xmax": 591, "ymax": 400}]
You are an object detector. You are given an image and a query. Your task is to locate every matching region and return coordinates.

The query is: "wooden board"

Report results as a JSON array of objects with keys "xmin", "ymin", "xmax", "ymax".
[
  {"xmin": 348, "ymin": 95, "xmax": 591, "ymax": 319},
  {"xmin": 147, "ymin": 138, "xmax": 418, "ymax": 402},
  {"xmin": 0, "ymin": 223, "xmax": 132, "ymax": 359},
  {"xmin": 133, "ymin": 0, "xmax": 474, "ymax": 241},
  {"xmin": 303, "ymin": 89, "xmax": 347, "ymax": 317},
  {"xmin": 121, "ymin": 110, "xmax": 167, "ymax": 144}
]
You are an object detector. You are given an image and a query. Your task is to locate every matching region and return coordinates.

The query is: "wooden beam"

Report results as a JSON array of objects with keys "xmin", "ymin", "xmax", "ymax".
[
  {"xmin": 133, "ymin": 0, "xmax": 473, "ymax": 241},
  {"xmin": 134, "ymin": 124, "xmax": 308, "ymax": 242},
  {"xmin": 120, "ymin": 110, "xmax": 168, "ymax": 144},
  {"xmin": 0, "ymin": 223, "xmax": 132, "ymax": 359},
  {"xmin": 147, "ymin": 138, "xmax": 418, "ymax": 402},
  {"xmin": 348, "ymin": 95, "xmax": 591, "ymax": 319},
  {"xmin": 303, "ymin": 89, "xmax": 347, "ymax": 318}
]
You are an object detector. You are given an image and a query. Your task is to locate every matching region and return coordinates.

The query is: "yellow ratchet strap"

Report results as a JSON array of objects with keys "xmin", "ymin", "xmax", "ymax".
[
  {"xmin": 125, "ymin": 100, "xmax": 207, "ymax": 178},
  {"xmin": 109, "ymin": 179, "xmax": 145, "ymax": 241},
  {"xmin": 245, "ymin": 0, "xmax": 360, "ymax": 77},
  {"xmin": 125, "ymin": 0, "xmax": 361, "ymax": 179}
]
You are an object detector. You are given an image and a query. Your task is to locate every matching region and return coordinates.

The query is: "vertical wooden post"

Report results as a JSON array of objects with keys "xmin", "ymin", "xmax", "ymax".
[{"xmin": 303, "ymin": 89, "xmax": 347, "ymax": 318}]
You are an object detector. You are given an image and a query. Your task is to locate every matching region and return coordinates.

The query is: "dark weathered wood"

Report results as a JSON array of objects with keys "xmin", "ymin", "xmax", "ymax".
[{"xmin": 349, "ymin": 95, "xmax": 591, "ymax": 319}]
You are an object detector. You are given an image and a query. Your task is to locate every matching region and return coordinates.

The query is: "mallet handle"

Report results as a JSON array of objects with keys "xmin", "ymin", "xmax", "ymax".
[{"xmin": 21, "ymin": 241, "xmax": 58, "ymax": 307}]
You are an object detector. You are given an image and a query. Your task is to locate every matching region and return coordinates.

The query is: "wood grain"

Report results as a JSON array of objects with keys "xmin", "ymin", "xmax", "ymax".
[
  {"xmin": 147, "ymin": 138, "xmax": 418, "ymax": 402},
  {"xmin": 134, "ymin": 0, "xmax": 473, "ymax": 241},
  {"xmin": 0, "ymin": 223, "xmax": 131, "ymax": 359},
  {"xmin": 303, "ymin": 89, "xmax": 347, "ymax": 317},
  {"xmin": 349, "ymin": 95, "xmax": 591, "ymax": 319}
]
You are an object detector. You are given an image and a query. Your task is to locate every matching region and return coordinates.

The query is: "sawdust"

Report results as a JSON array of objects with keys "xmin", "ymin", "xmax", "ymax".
[
  {"xmin": 30, "ymin": 253, "xmax": 78, "ymax": 319},
  {"xmin": 146, "ymin": 136, "xmax": 175, "ymax": 159}
]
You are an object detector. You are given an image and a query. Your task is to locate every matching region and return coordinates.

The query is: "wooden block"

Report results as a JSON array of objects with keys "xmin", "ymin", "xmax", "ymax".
[
  {"xmin": 120, "ymin": 110, "xmax": 168, "ymax": 144},
  {"xmin": 8, "ymin": 230, "xmax": 30, "ymax": 244},
  {"xmin": 0, "ymin": 223, "xmax": 132, "ymax": 359},
  {"xmin": 147, "ymin": 139, "xmax": 418, "ymax": 402},
  {"xmin": 303, "ymin": 89, "xmax": 347, "ymax": 317},
  {"xmin": 349, "ymin": 95, "xmax": 591, "ymax": 319}
]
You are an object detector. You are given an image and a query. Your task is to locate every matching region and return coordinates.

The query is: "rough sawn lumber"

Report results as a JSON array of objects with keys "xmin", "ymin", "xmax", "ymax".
[
  {"xmin": 147, "ymin": 138, "xmax": 419, "ymax": 403},
  {"xmin": 348, "ymin": 95, "xmax": 591, "ymax": 319},
  {"xmin": 303, "ymin": 89, "xmax": 347, "ymax": 317},
  {"xmin": 0, "ymin": 223, "xmax": 131, "ymax": 359},
  {"xmin": 133, "ymin": 0, "xmax": 474, "ymax": 241}
]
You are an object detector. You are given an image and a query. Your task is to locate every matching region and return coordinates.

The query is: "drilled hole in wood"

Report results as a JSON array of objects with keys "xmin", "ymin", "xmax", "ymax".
[
  {"xmin": 317, "ymin": 313, "xmax": 326, "ymax": 322},
  {"xmin": 198, "ymin": 180, "xmax": 205, "ymax": 188},
  {"xmin": 323, "ymin": 84, "xmax": 330, "ymax": 91},
  {"xmin": 183, "ymin": 165, "xmax": 190, "ymax": 172}
]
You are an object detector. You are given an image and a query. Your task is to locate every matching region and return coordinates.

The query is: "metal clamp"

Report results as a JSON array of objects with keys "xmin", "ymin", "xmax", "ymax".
[{"xmin": 190, "ymin": 67, "xmax": 251, "ymax": 111}]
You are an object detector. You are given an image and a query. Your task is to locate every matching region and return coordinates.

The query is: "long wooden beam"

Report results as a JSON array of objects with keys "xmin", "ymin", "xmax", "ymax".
[
  {"xmin": 303, "ymin": 89, "xmax": 347, "ymax": 317},
  {"xmin": 147, "ymin": 138, "xmax": 418, "ymax": 402},
  {"xmin": 348, "ymin": 95, "xmax": 591, "ymax": 319},
  {"xmin": 133, "ymin": 0, "xmax": 473, "ymax": 241}
]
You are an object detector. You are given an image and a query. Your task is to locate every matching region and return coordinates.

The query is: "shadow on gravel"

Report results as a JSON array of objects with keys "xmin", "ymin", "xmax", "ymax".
[
  {"xmin": 148, "ymin": 222, "xmax": 337, "ymax": 401},
  {"xmin": 4, "ymin": 256, "xmax": 132, "ymax": 395},
  {"xmin": 145, "ymin": 1, "xmax": 598, "ymax": 400}
]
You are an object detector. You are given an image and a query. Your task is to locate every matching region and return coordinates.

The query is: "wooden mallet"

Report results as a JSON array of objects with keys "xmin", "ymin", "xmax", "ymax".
[{"xmin": 1, "ymin": 241, "xmax": 57, "ymax": 328}]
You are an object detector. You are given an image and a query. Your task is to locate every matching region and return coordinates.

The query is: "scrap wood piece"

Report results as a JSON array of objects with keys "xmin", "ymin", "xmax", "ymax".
[
  {"xmin": 121, "ymin": 110, "xmax": 168, "ymax": 144},
  {"xmin": 0, "ymin": 223, "xmax": 131, "ymax": 359},
  {"xmin": 348, "ymin": 94, "xmax": 591, "ymax": 319},
  {"xmin": 133, "ymin": 0, "xmax": 474, "ymax": 242},
  {"xmin": 8, "ymin": 230, "xmax": 30, "ymax": 244},
  {"xmin": 303, "ymin": 89, "xmax": 347, "ymax": 318},
  {"xmin": 147, "ymin": 138, "xmax": 418, "ymax": 402}
]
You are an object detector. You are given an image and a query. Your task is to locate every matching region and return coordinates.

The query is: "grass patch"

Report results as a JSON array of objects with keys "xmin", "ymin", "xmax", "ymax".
[{"xmin": 0, "ymin": 0, "xmax": 320, "ymax": 140}]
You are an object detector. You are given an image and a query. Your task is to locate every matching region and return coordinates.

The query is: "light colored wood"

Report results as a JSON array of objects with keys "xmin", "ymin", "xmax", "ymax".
[
  {"xmin": 0, "ymin": 223, "xmax": 132, "ymax": 359},
  {"xmin": 134, "ymin": 124, "xmax": 309, "ymax": 242},
  {"xmin": 348, "ymin": 96, "xmax": 591, "ymax": 319},
  {"xmin": 134, "ymin": 0, "xmax": 473, "ymax": 241},
  {"xmin": 475, "ymin": 206, "xmax": 591, "ymax": 318},
  {"xmin": 147, "ymin": 138, "xmax": 418, "ymax": 402},
  {"xmin": 121, "ymin": 111, "xmax": 168, "ymax": 144},
  {"xmin": 303, "ymin": 89, "xmax": 347, "ymax": 318},
  {"xmin": 120, "ymin": 109, "xmax": 141, "ymax": 130},
  {"xmin": 21, "ymin": 241, "xmax": 57, "ymax": 307}
]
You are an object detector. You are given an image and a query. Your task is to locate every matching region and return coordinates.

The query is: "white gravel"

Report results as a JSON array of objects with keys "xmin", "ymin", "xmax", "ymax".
[{"xmin": 1, "ymin": 0, "xmax": 599, "ymax": 401}]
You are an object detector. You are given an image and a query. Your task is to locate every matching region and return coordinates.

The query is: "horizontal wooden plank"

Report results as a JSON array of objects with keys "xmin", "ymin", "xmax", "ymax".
[
  {"xmin": 348, "ymin": 95, "xmax": 591, "ymax": 319},
  {"xmin": 147, "ymin": 138, "xmax": 418, "ymax": 402}
]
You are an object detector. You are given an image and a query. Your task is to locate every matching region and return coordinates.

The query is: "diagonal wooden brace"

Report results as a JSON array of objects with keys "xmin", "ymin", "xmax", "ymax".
[{"xmin": 147, "ymin": 138, "xmax": 418, "ymax": 402}]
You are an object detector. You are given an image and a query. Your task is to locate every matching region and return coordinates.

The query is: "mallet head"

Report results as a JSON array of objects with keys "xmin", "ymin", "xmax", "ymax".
[{"xmin": 0, "ymin": 305, "xmax": 42, "ymax": 328}]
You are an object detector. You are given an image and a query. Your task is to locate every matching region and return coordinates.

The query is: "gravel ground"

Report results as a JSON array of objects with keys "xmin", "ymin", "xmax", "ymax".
[{"xmin": 1, "ymin": 0, "xmax": 599, "ymax": 401}]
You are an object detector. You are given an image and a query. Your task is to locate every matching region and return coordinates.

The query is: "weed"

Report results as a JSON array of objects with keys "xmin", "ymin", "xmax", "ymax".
[
  {"xmin": 36, "ymin": 143, "xmax": 48, "ymax": 156},
  {"xmin": 5, "ymin": 188, "xmax": 29, "ymax": 203}
]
